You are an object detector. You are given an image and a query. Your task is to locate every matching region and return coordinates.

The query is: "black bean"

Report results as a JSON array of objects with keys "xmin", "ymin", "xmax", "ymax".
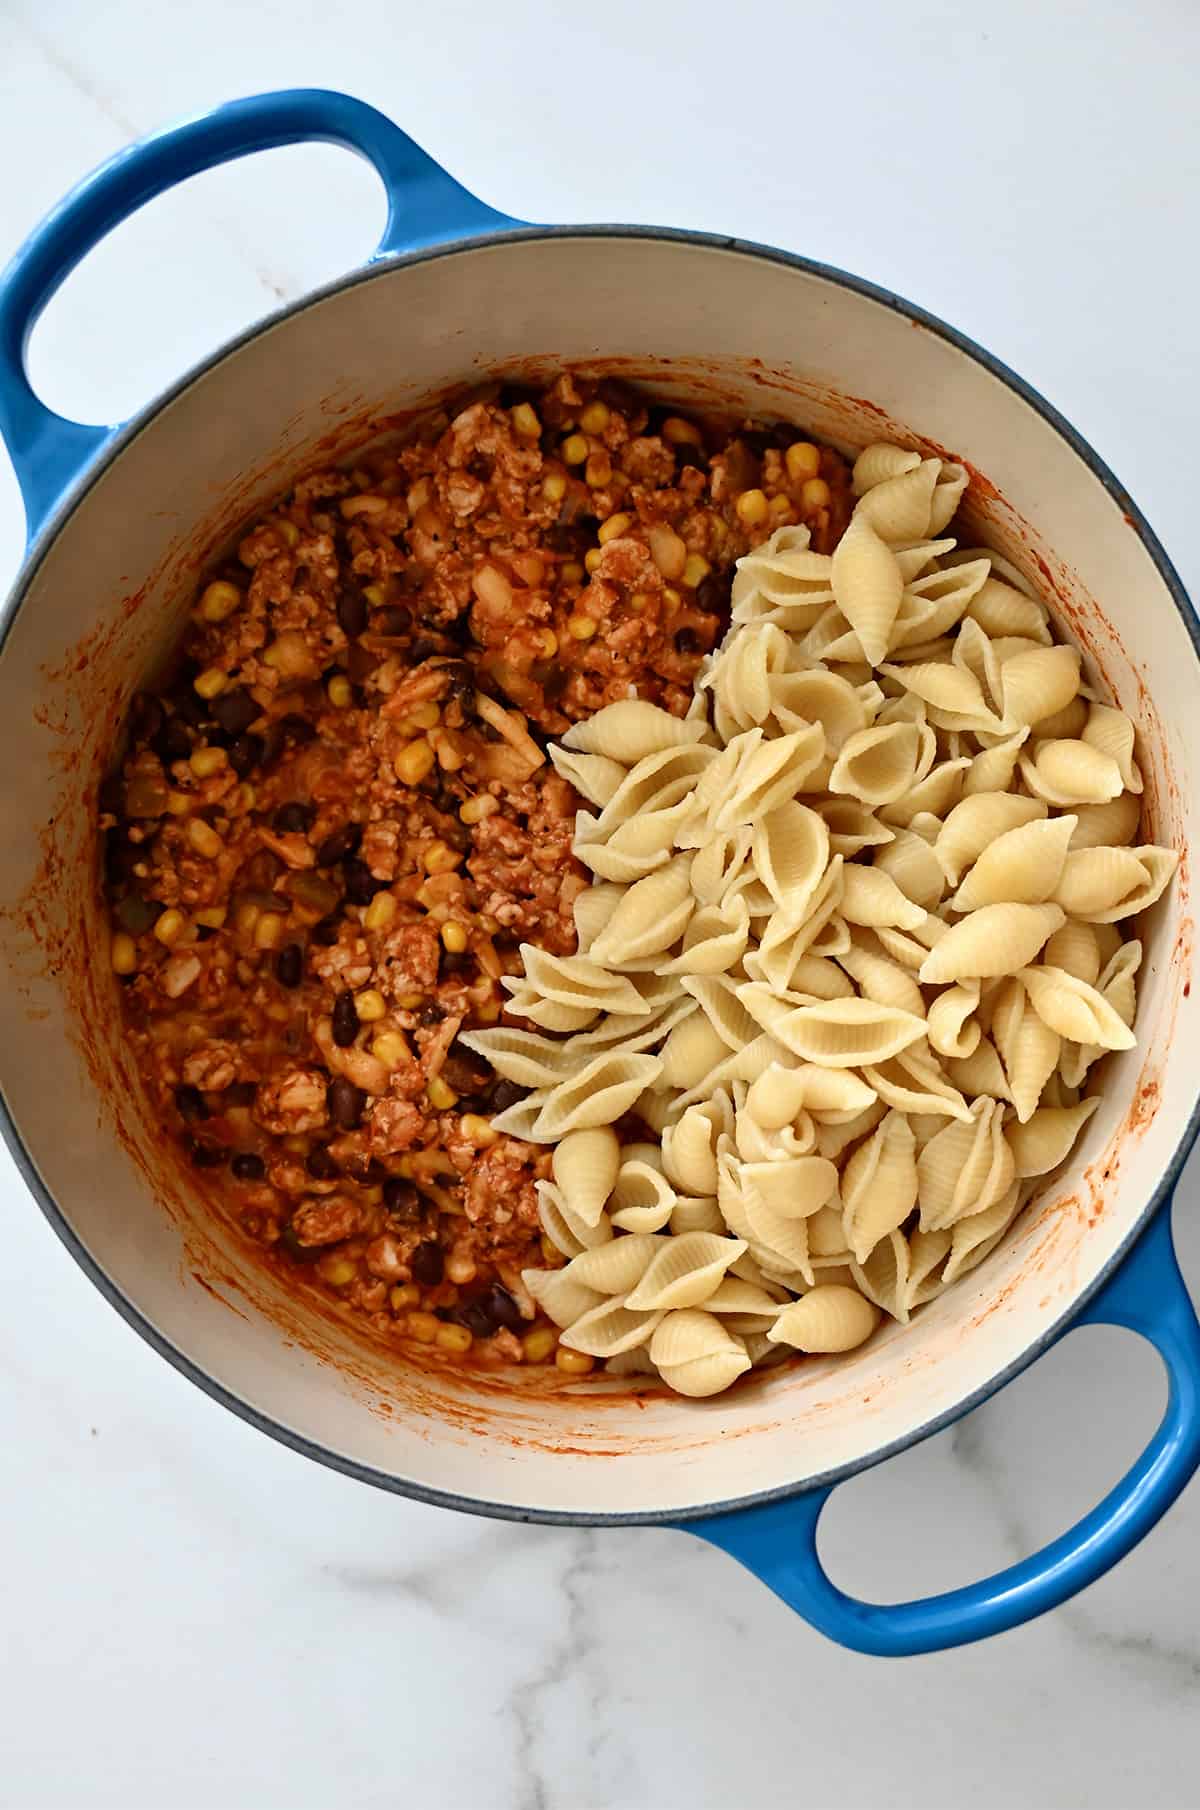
[
  {"xmin": 442, "ymin": 1042, "xmax": 491, "ymax": 1095},
  {"xmin": 188, "ymin": 1138, "xmax": 226, "ymax": 1168},
  {"xmin": 228, "ymin": 732, "xmax": 264, "ymax": 777},
  {"xmin": 173, "ymin": 689, "xmax": 210, "ymax": 730},
  {"xmin": 275, "ymin": 943, "xmax": 303, "ymax": 988},
  {"xmin": 418, "ymin": 1004, "xmax": 443, "ymax": 1027},
  {"xmin": 675, "ymin": 441, "xmax": 706, "ymax": 471},
  {"xmin": 486, "ymin": 1284, "xmax": 523, "ymax": 1333},
  {"xmin": 331, "ymin": 990, "xmax": 359, "ymax": 1046},
  {"xmin": 489, "ymin": 1079, "xmax": 527, "ymax": 1113},
  {"xmin": 175, "ymin": 1084, "xmax": 209, "ymax": 1123},
  {"xmin": 411, "ymin": 1240, "xmax": 445, "ymax": 1286},
  {"xmin": 673, "ymin": 627, "xmax": 700, "ymax": 655},
  {"xmin": 440, "ymin": 949, "xmax": 472, "ymax": 976},
  {"xmin": 115, "ymin": 893, "xmax": 161, "ymax": 936},
  {"xmin": 342, "ymin": 858, "xmax": 378, "ymax": 905},
  {"xmin": 306, "ymin": 1145, "xmax": 340, "ymax": 1180},
  {"xmin": 279, "ymin": 712, "xmax": 317, "ymax": 746},
  {"xmin": 373, "ymin": 605, "xmax": 411, "ymax": 638},
  {"xmin": 316, "ymin": 822, "xmax": 362, "ymax": 866},
  {"xmin": 336, "ymin": 581, "xmax": 368, "ymax": 638},
  {"xmin": 410, "ymin": 636, "xmax": 439, "ymax": 663},
  {"xmin": 273, "ymin": 801, "xmax": 315, "ymax": 834},
  {"xmin": 453, "ymin": 1296, "xmax": 498, "ymax": 1339},
  {"xmin": 211, "ymin": 687, "xmax": 260, "ymax": 736},
  {"xmin": 329, "ymin": 1076, "xmax": 366, "ymax": 1129},
  {"xmin": 596, "ymin": 378, "xmax": 642, "ymax": 416},
  {"xmin": 129, "ymin": 693, "xmax": 165, "ymax": 745},
  {"xmin": 155, "ymin": 716, "xmax": 194, "ymax": 763},
  {"xmin": 498, "ymin": 382, "xmax": 538, "ymax": 410},
  {"xmin": 231, "ymin": 1152, "xmax": 265, "ymax": 1181},
  {"xmin": 441, "ymin": 818, "xmax": 472, "ymax": 854},
  {"xmin": 224, "ymin": 1081, "xmax": 258, "ymax": 1107},
  {"xmin": 311, "ymin": 912, "xmax": 342, "ymax": 946},
  {"xmin": 383, "ymin": 1177, "xmax": 421, "ymax": 1217},
  {"xmin": 104, "ymin": 829, "xmax": 137, "ymax": 886},
  {"xmin": 98, "ymin": 773, "xmax": 124, "ymax": 815},
  {"xmin": 696, "ymin": 571, "xmax": 733, "ymax": 616},
  {"xmin": 279, "ymin": 1221, "xmax": 322, "ymax": 1263}
]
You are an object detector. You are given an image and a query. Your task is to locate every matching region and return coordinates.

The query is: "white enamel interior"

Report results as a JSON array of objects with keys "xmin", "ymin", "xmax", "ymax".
[{"xmin": 0, "ymin": 234, "xmax": 1194, "ymax": 1520}]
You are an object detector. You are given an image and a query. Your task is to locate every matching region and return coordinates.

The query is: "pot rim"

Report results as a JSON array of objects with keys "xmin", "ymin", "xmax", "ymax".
[{"xmin": 3, "ymin": 221, "xmax": 1198, "ymax": 1527}]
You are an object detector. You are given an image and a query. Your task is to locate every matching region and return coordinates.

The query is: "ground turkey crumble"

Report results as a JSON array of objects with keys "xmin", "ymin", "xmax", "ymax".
[{"xmin": 101, "ymin": 373, "xmax": 854, "ymax": 1367}]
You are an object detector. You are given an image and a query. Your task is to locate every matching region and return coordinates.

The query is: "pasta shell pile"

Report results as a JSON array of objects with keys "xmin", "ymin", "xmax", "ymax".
[{"xmin": 462, "ymin": 443, "xmax": 1177, "ymax": 1398}]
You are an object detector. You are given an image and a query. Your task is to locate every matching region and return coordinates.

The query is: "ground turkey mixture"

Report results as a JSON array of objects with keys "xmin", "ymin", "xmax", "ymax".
[{"xmin": 102, "ymin": 374, "xmax": 854, "ymax": 1370}]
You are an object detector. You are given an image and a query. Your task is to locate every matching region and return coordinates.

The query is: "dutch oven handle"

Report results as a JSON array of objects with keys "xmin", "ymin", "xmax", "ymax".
[
  {"xmin": 686, "ymin": 1198, "xmax": 1200, "ymax": 1656},
  {"xmin": 0, "ymin": 88, "xmax": 519, "ymax": 539}
]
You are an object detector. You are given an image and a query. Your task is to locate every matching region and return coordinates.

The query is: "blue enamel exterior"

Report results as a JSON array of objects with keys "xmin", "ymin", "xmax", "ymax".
[{"xmin": 0, "ymin": 87, "xmax": 1197, "ymax": 1658}]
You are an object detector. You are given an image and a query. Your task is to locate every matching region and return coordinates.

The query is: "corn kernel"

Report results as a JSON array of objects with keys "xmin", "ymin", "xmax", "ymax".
[
  {"xmin": 530, "ymin": 627, "xmax": 557, "ymax": 659},
  {"xmin": 562, "ymin": 433, "xmax": 588, "ymax": 465},
  {"xmin": 362, "ymin": 890, "xmax": 397, "ymax": 932},
  {"xmin": 555, "ymin": 1347, "xmax": 595, "ymax": 1376},
  {"xmin": 198, "ymin": 580, "xmax": 241, "ymax": 623},
  {"xmin": 110, "ymin": 931, "xmax": 137, "ymax": 974},
  {"xmin": 735, "ymin": 488, "xmax": 769, "ymax": 528},
  {"xmin": 327, "ymin": 673, "xmax": 353, "ymax": 709},
  {"xmin": 785, "ymin": 441, "xmax": 821, "ymax": 483},
  {"xmin": 363, "ymin": 582, "xmax": 386, "ymax": 608},
  {"xmin": 683, "ymin": 553, "xmax": 711, "ymax": 588},
  {"xmin": 372, "ymin": 1031, "xmax": 409, "ymax": 1069},
  {"xmin": 394, "ymin": 738, "xmax": 436, "ymax": 786},
  {"xmin": 189, "ymin": 745, "xmax": 227, "ymax": 779},
  {"xmin": 165, "ymin": 791, "xmax": 193, "ymax": 816},
  {"xmin": 585, "ymin": 450, "xmax": 612, "ymax": 488},
  {"xmin": 473, "ymin": 996, "xmax": 502, "ymax": 1024},
  {"xmin": 407, "ymin": 1310, "xmax": 440, "ymax": 1343},
  {"xmin": 446, "ymin": 1251, "xmax": 477, "ymax": 1286},
  {"xmin": 523, "ymin": 1325, "xmax": 559, "ymax": 1363},
  {"xmin": 769, "ymin": 494, "xmax": 793, "ymax": 522},
  {"xmin": 441, "ymin": 921, "xmax": 468, "ymax": 954},
  {"xmin": 560, "ymin": 560, "xmax": 585, "ymax": 586},
  {"xmin": 460, "ymin": 795, "xmax": 498, "ymax": 825},
  {"xmin": 390, "ymin": 1282, "xmax": 420, "ymax": 1311},
  {"xmin": 432, "ymin": 733, "xmax": 466, "ymax": 773},
  {"xmin": 568, "ymin": 614, "xmax": 597, "ymax": 640},
  {"xmin": 355, "ymin": 988, "xmax": 387, "ymax": 1022},
  {"xmin": 186, "ymin": 818, "xmax": 222, "ymax": 859},
  {"xmin": 580, "ymin": 400, "xmax": 610, "ymax": 435},
  {"xmin": 539, "ymin": 1234, "xmax": 566, "ymax": 1267},
  {"xmin": 254, "ymin": 912, "xmax": 284, "ymax": 950},
  {"xmin": 436, "ymin": 1322, "xmax": 473, "ymax": 1354},
  {"xmin": 584, "ymin": 549, "xmax": 603, "ymax": 575},
  {"xmin": 511, "ymin": 402, "xmax": 541, "ymax": 438},
  {"xmin": 662, "ymin": 415, "xmax": 703, "ymax": 446},
  {"xmin": 460, "ymin": 1113, "xmax": 499, "ymax": 1148},
  {"xmin": 628, "ymin": 591, "xmax": 652, "ymax": 613},
  {"xmin": 234, "ymin": 901, "xmax": 260, "ymax": 937},
  {"xmin": 154, "ymin": 909, "xmax": 186, "ymax": 947},
  {"xmin": 234, "ymin": 784, "xmax": 257, "ymax": 812},
  {"xmin": 663, "ymin": 586, "xmax": 682, "ymax": 608},
  {"xmin": 542, "ymin": 472, "xmax": 567, "ymax": 503},
  {"xmin": 193, "ymin": 667, "xmax": 228, "ymax": 700},
  {"xmin": 427, "ymin": 1075, "xmax": 458, "ymax": 1111},
  {"xmin": 317, "ymin": 1255, "xmax": 357, "ymax": 1288},
  {"xmin": 598, "ymin": 512, "xmax": 632, "ymax": 544},
  {"xmin": 801, "ymin": 476, "xmax": 831, "ymax": 509},
  {"xmin": 194, "ymin": 906, "xmax": 227, "ymax": 929},
  {"xmin": 277, "ymin": 519, "xmax": 301, "ymax": 547},
  {"xmin": 397, "ymin": 991, "xmax": 425, "ymax": 1011},
  {"xmin": 423, "ymin": 840, "xmax": 462, "ymax": 876}
]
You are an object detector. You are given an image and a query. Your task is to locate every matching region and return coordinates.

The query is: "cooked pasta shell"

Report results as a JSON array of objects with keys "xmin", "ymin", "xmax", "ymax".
[
  {"xmin": 829, "ymin": 720, "xmax": 936, "ymax": 808},
  {"xmin": 549, "ymin": 747, "xmax": 628, "ymax": 808},
  {"xmin": 661, "ymin": 895, "xmax": 750, "ymax": 976},
  {"xmin": 906, "ymin": 1227, "xmax": 954, "ymax": 1308},
  {"xmin": 852, "ymin": 1228, "xmax": 913, "ymax": 1322},
  {"xmin": 831, "ymin": 511, "xmax": 904, "ymax": 665},
  {"xmin": 853, "ymin": 443, "xmax": 921, "ymax": 494},
  {"xmin": 501, "ymin": 988, "xmax": 599, "ymax": 1034},
  {"xmin": 744, "ymin": 1060, "xmax": 875, "ymax": 1128},
  {"xmin": 624, "ymin": 1232, "xmax": 747, "ymax": 1311},
  {"xmin": 874, "ymin": 909, "xmax": 947, "ymax": 971},
  {"xmin": 1041, "ymin": 919, "xmax": 1102, "ymax": 985},
  {"xmin": 963, "ymin": 728, "xmax": 1030, "ymax": 796},
  {"xmin": 1053, "ymin": 845, "xmax": 1177, "ymax": 922},
  {"xmin": 650, "ymin": 1309, "xmax": 753, "ymax": 1396},
  {"xmin": 1019, "ymin": 739, "xmax": 1124, "ymax": 806},
  {"xmin": 767, "ymin": 667, "xmax": 873, "ymax": 750},
  {"xmin": 917, "ymin": 903, "xmax": 1065, "ymax": 983},
  {"xmin": 563, "ymin": 1233, "xmax": 664, "ymax": 1296},
  {"xmin": 1007, "ymin": 1098, "xmax": 1101, "ymax": 1177},
  {"xmin": 458, "ymin": 1025, "xmax": 572, "ymax": 1089},
  {"xmin": 731, "ymin": 526, "xmax": 835, "ymax": 629},
  {"xmin": 603, "ymin": 1347, "xmax": 661, "ymax": 1379},
  {"xmin": 943, "ymin": 1035, "xmax": 1012, "ymax": 1105},
  {"xmin": 561, "ymin": 698, "xmax": 706, "ymax": 761},
  {"xmin": 592, "ymin": 743, "xmax": 715, "ymax": 829},
  {"xmin": 878, "ymin": 757, "xmax": 971, "ymax": 828},
  {"xmin": 529, "ymin": 1053, "xmax": 664, "ymax": 1141},
  {"xmin": 768, "ymin": 1285, "xmax": 880, "ymax": 1353},
  {"xmin": 751, "ymin": 858, "xmax": 846, "ymax": 990},
  {"xmin": 522, "ymin": 1267, "xmax": 605, "ymax": 1328},
  {"xmin": 740, "ymin": 988, "xmax": 927, "ymax": 1066},
  {"xmin": 927, "ymin": 462, "xmax": 967, "ymax": 534},
  {"xmin": 950, "ymin": 813, "xmax": 1077, "ymax": 910},
  {"xmin": 735, "ymin": 1110, "xmax": 818, "ymax": 1163},
  {"xmin": 670, "ymin": 1195, "xmax": 725, "ymax": 1235},
  {"xmin": 488, "ymin": 1088, "xmax": 552, "ymax": 1139},
  {"xmin": 739, "ymin": 1156, "xmax": 839, "ymax": 1219},
  {"xmin": 752, "ymin": 801, "xmax": 830, "ymax": 912},
  {"xmin": 658, "ymin": 1010, "xmax": 729, "ymax": 1092},
  {"xmin": 712, "ymin": 725, "xmax": 826, "ymax": 829},
  {"xmin": 608, "ymin": 1159, "xmax": 677, "ymax": 1233},
  {"xmin": 816, "ymin": 798, "xmax": 896, "ymax": 857},
  {"xmin": 572, "ymin": 882, "xmax": 622, "ymax": 956},
  {"xmin": 536, "ymin": 1180, "xmax": 613, "ymax": 1258},
  {"xmin": 837, "ymin": 944, "xmax": 925, "ymax": 1017},
  {"xmin": 1016, "ymin": 965, "xmax": 1137, "ymax": 1050},
  {"xmin": 701, "ymin": 1278, "xmax": 786, "ymax": 1317},
  {"xmin": 1098, "ymin": 939, "xmax": 1142, "ymax": 1027},
  {"xmin": 990, "ymin": 976, "xmax": 1061, "ymax": 1121},
  {"xmin": 559, "ymin": 1295, "xmax": 667, "ymax": 1357},
  {"xmin": 871, "ymin": 827, "xmax": 946, "ymax": 910},
  {"xmin": 880, "ymin": 658, "xmax": 992, "ymax": 720},
  {"xmin": 571, "ymin": 822, "xmax": 671, "ymax": 883},
  {"xmin": 1082, "ymin": 704, "xmax": 1143, "ymax": 793},
  {"xmin": 861, "ymin": 1047, "xmax": 973, "ymax": 1122},
  {"xmin": 588, "ymin": 856, "xmax": 695, "ymax": 966},
  {"xmin": 917, "ymin": 1098, "xmax": 1015, "ymax": 1231},
  {"xmin": 999, "ymin": 644, "xmax": 1081, "ymax": 729},
  {"xmin": 966, "ymin": 575, "xmax": 1052, "ymax": 643},
  {"xmin": 742, "ymin": 1193, "xmax": 814, "ymax": 1277},
  {"xmin": 662, "ymin": 1095, "xmax": 734, "ymax": 1195},
  {"xmin": 842, "ymin": 1110, "xmax": 919, "ymax": 1262},
  {"xmin": 806, "ymin": 1203, "xmax": 849, "ymax": 1258},
  {"xmin": 510, "ymin": 947, "xmax": 651, "ymax": 1019},
  {"xmin": 704, "ymin": 621, "xmax": 793, "ymax": 731},
  {"xmin": 812, "ymin": 1100, "xmax": 888, "ymax": 1162},
  {"xmin": 854, "ymin": 457, "xmax": 940, "ymax": 541},
  {"xmin": 1069, "ymin": 792, "xmax": 1142, "ymax": 851},
  {"xmin": 926, "ymin": 981, "xmax": 983, "ymax": 1059},
  {"xmin": 786, "ymin": 955, "xmax": 857, "ymax": 1000},
  {"xmin": 840, "ymin": 864, "xmax": 927, "ymax": 931},
  {"xmin": 680, "ymin": 975, "xmax": 762, "ymax": 1052},
  {"xmin": 552, "ymin": 1126, "xmax": 621, "ymax": 1227},
  {"xmin": 934, "ymin": 792, "xmax": 1047, "ymax": 884},
  {"xmin": 942, "ymin": 1181, "xmax": 1022, "ymax": 1284},
  {"xmin": 691, "ymin": 826, "xmax": 754, "ymax": 904}
]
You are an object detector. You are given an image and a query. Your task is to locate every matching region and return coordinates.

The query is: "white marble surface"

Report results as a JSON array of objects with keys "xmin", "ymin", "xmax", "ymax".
[{"xmin": 2, "ymin": 2, "xmax": 1200, "ymax": 1804}]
